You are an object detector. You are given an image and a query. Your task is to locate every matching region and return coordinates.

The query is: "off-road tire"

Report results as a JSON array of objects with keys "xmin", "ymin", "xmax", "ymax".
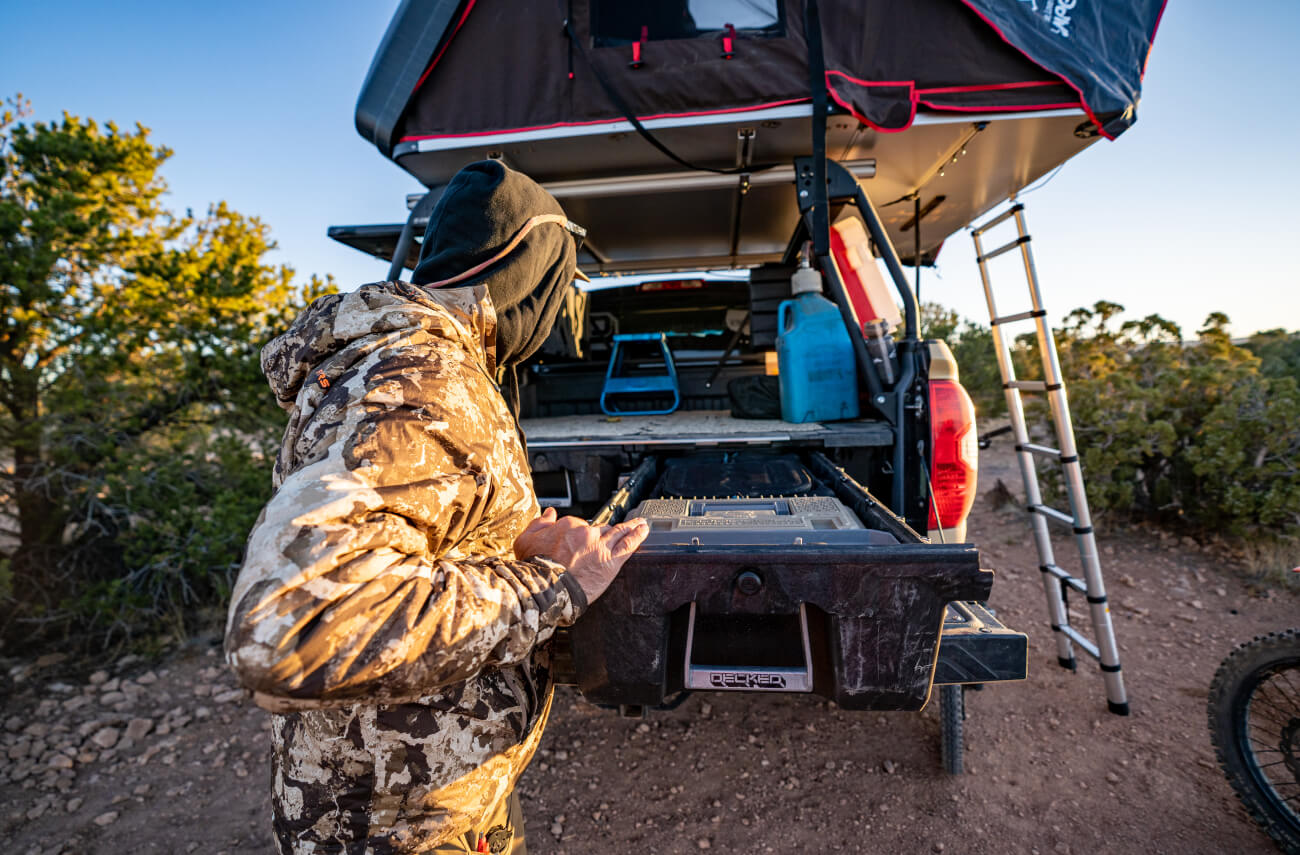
[
  {"xmin": 1208, "ymin": 629, "xmax": 1300, "ymax": 854},
  {"xmin": 940, "ymin": 684, "xmax": 964, "ymax": 776}
]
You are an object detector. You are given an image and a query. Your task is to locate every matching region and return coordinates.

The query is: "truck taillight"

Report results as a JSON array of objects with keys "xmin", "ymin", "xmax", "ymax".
[{"xmin": 928, "ymin": 379, "xmax": 978, "ymax": 532}]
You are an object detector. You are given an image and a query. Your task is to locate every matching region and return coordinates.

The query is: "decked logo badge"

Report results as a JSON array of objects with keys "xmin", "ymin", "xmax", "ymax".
[{"xmin": 709, "ymin": 672, "xmax": 788, "ymax": 690}]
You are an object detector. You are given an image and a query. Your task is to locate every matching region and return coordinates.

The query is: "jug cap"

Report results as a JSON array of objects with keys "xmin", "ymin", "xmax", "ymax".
[{"xmin": 791, "ymin": 255, "xmax": 822, "ymax": 296}]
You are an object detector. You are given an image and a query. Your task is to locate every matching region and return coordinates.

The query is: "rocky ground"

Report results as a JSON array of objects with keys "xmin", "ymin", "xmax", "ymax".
[{"xmin": 2, "ymin": 437, "xmax": 1297, "ymax": 854}]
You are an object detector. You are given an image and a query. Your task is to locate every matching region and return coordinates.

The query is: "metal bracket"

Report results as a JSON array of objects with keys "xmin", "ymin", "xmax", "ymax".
[
  {"xmin": 683, "ymin": 602, "xmax": 815, "ymax": 693},
  {"xmin": 794, "ymin": 156, "xmax": 862, "ymax": 210},
  {"xmin": 792, "ymin": 156, "xmax": 928, "ymax": 522}
]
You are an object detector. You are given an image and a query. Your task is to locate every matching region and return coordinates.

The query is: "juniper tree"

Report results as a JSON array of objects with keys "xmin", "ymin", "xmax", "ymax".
[{"xmin": 0, "ymin": 97, "xmax": 330, "ymax": 640}]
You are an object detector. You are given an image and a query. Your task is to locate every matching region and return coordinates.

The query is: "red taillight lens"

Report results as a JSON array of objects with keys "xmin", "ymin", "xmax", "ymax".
[{"xmin": 928, "ymin": 379, "xmax": 978, "ymax": 531}]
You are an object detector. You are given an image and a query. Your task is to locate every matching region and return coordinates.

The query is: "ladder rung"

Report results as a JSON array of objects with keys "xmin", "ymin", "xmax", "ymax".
[
  {"xmin": 976, "ymin": 234, "xmax": 1030, "ymax": 263},
  {"xmin": 1017, "ymin": 443, "xmax": 1060, "ymax": 458},
  {"xmin": 1029, "ymin": 503, "xmax": 1075, "ymax": 527},
  {"xmin": 971, "ymin": 203, "xmax": 1024, "ymax": 236},
  {"xmin": 1041, "ymin": 563, "xmax": 1087, "ymax": 593},
  {"xmin": 990, "ymin": 309, "xmax": 1046, "ymax": 326},
  {"xmin": 1005, "ymin": 380, "xmax": 1047, "ymax": 392},
  {"xmin": 1059, "ymin": 625, "xmax": 1101, "ymax": 660}
]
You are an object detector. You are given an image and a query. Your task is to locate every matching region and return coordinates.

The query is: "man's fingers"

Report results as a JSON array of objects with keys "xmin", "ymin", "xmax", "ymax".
[
  {"xmin": 613, "ymin": 518, "xmax": 649, "ymax": 539},
  {"xmin": 605, "ymin": 518, "xmax": 650, "ymax": 558}
]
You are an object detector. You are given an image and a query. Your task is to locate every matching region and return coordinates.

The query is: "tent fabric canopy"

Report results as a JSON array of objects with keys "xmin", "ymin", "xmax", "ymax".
[
  {"xmin": 360, "ymin": 0, "xmax": 1163, "ymax": 156},
  {"xmin": 963, "ymin": 0, "xmax": 1167, "ymax": 139}
]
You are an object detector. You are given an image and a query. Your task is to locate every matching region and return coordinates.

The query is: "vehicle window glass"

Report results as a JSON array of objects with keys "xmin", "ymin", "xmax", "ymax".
[{"xmin": 591, "ymin": 0, "xmax": 783, "ymax": 46}]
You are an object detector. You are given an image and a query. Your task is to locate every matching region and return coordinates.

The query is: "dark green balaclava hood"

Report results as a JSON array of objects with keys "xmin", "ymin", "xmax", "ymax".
[{"xmin": 411, "ymin": 160, "xmax": 579, "ymax": 417}]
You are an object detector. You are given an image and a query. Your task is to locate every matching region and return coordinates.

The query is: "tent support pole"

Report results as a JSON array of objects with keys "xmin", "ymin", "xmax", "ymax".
[
  {"xmin": 386, "ymin": 188, "xmax": 442, "ymax": 281},
  {"xmin": 914, "ymin": 194, "xmax": 922, "ymax": 306}
]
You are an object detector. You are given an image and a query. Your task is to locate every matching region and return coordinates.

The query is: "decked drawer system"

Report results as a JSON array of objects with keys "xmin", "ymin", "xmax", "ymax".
[{"xmin": 546, "ymin": 449, "xmax": 1026, "ymax": 713}]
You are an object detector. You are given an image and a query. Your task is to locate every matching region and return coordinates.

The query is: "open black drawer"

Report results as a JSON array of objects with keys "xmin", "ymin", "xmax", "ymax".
[
  {"xmin": 546, "ymin": 451, "xmax": 1023, "ymax": 711},
  {"xmin": 551, "ymin": 597, "xmax": 1027, "ymax": 707},
  {"xmin": 568, "ymin": 539, "xmax": 990, "ymax": 711}
]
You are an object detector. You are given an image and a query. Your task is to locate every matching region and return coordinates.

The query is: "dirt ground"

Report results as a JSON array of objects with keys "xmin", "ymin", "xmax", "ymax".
[{"xmin": 2, "ymin": 437, "xmax": 1297, "ymax": 854}]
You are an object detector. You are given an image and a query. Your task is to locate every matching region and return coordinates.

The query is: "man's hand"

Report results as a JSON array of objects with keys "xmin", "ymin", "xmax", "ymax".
[{"xmin": 514, "ymin": 508, "xmax": 650, "ymax": 605}]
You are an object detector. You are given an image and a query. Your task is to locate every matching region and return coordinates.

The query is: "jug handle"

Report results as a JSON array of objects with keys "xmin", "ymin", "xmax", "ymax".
[{"xmin": 778, "ymin": 300, "xmax": 792, "ymax": 333}]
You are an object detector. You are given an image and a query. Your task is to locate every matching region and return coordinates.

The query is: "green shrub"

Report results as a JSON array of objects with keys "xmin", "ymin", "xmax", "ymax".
[
  {"xmin": 925, "ymin": 299, "xmax": 1300, "ymax": 542},
  {"xmin": 1031, "ymin": 304, "xmax": 1299, "ymax": 539},
  {"xmin": 1243, "ymin": 328, "xmax": 1300, "ymax": 381},
  {"xmin": 1188, "ymin": 375, "xmax": 1300, "ymax": 533},
  {"xmin": 0, "ymin": 99, "xmax": 329, "ymax": 652},
  {"xmin": 78, "ymin": 432, "xmax": 276, "ymax": 643}
]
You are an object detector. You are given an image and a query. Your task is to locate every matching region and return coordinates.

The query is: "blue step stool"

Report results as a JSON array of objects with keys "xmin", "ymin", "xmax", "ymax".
[{"xmin": 600, "ymin": 332, "xmax": 681, "ymax": 416}]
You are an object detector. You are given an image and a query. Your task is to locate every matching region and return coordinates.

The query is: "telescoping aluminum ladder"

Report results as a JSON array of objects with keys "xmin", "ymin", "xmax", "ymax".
[{"xmin": 970, "ymin": 202, "xmax": 1129, "ymax": 716}]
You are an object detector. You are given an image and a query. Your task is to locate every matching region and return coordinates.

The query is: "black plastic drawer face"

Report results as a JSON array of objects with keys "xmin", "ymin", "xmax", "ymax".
[
  {"xmin": 561, "ymin": 451, "xmax": 1011, "ymax": 710},
  {"xmin": 569, "ymin": 543, "xmax": 992, "ymax": 711},
  {"xmin": 552, "ymin": 599, "xmax": 1028, "ymax": 697}
]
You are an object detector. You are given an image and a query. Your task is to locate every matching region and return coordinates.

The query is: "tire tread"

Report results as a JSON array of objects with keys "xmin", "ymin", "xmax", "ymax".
[
  {"xmin": 1207, "ymin": 628, "xmax": 1300, "ymax": 855},
  {"xmin": 940, "ymin": 684, "xmax": 964, "ymax": 776}
]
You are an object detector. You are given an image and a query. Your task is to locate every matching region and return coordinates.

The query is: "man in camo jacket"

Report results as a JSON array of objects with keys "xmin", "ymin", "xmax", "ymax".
[{"xmin": 225, "ymin": 160, "xmax": 648, "ymax": 854}]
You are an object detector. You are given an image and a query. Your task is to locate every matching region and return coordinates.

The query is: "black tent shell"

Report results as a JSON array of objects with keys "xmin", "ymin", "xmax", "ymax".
[{"xmin": 341, "ymin": 0, "xmax": 1164, "ymax": 275}]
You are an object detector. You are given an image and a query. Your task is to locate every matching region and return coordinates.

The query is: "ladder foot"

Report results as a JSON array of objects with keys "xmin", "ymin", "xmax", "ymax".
[
  {"xmin": 1107, "ymin": 700, "xmax": 1130, "ymax": 716},
  {"xmin": 1058, "ymin": 656, "xmax": 1077, "ymax": 672}
]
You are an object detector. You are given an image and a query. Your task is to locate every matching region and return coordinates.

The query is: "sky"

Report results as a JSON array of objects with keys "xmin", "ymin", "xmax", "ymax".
[{"xmin": 3, "ymin": 0, "xmax": 1299, "ymax": 338}]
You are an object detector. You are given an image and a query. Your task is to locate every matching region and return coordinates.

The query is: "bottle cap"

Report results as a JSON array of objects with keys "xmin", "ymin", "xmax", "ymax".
[{"xmin": 790, "ymin": 261, "xmax": 822, "ymax": 296}]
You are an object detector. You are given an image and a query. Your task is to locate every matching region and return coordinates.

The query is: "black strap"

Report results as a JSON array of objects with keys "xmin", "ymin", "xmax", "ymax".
[
  {"xmin": 804, "ymin": 0, "xmax": 829, "ymax": 256},
  {"xmin": 564, "ymin": 0, "xmax": 575, "ymax": 81},
  {"xmin": 561, "ymin": 11, "xmax": 761, "ymax": 176}
]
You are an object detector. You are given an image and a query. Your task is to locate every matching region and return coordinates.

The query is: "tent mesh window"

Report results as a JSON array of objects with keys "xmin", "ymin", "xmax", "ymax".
[{"xmin": 591, "ymin": 0, "xmax": 784, "ymax": 46}]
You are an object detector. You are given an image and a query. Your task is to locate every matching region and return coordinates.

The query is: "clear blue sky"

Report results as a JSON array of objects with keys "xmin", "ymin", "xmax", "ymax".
[{"xmin": 4, "ymin": 0, "xmax": 1298, "ymax": 337}]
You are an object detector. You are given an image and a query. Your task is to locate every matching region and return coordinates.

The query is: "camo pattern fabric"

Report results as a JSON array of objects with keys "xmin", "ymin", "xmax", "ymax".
[{"xmin": 225, "ymin": 281, "xmax": 586, "ymax": 853}]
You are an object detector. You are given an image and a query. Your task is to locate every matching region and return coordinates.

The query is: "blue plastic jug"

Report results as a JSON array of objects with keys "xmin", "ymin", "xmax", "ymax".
[{"xmin": 776, "ymin": 293, "xmax": 859, "ymax": 423}]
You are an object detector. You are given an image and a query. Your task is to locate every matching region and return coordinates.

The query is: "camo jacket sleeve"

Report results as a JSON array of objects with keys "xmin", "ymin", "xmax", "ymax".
[{"xmin": 225, "ymin": 282, "xmax": 586, "ymax": 710}]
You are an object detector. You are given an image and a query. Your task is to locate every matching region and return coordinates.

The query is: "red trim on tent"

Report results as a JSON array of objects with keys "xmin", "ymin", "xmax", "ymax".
[
  {"xmin": 825, "ymin": 71, "xmax": 1080, "ymax": 134},
  {"xmin": 822, "ymin": 70, "xmax": 917, "ymax": 133},
  {"xmin": 823, "ymin": 69, "xmax": 916, "ymax": 89},
  {"xmin": 398, "ymin": 98, "xmax": 811, "ymax": 143},
  {"xmin": 917, "ymin": 80, "xmax": 1064, "ymax": 95},
  {"xmin": 917, "ymin": 99, "xmax": 1081, "ymax": 113},
  {"xmin": 956, "ymin": 1, "xmax": 1113, "ymax": 140},
  {"xmin": 1142, "ymin": 1, "xmax": 1170, "ymax": 79},
  {"xmin": 411, "ymin": 0, "xmax": 478, "ymax": 95}
]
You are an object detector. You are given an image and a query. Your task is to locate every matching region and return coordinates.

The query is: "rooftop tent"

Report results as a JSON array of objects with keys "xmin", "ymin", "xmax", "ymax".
[
  {"xmin": 342, "ymin": 0, "xmax": 1164, "ymax": 273},
  {"xmin": 358, "ymin": 0, "xmax": 1162, "ymax": 156}
]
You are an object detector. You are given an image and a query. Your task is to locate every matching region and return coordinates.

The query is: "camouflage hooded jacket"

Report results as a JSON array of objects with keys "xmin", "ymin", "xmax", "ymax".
[{"xmin": 225, "ymin": 281, "xmax": 587, "ymax": 852}]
